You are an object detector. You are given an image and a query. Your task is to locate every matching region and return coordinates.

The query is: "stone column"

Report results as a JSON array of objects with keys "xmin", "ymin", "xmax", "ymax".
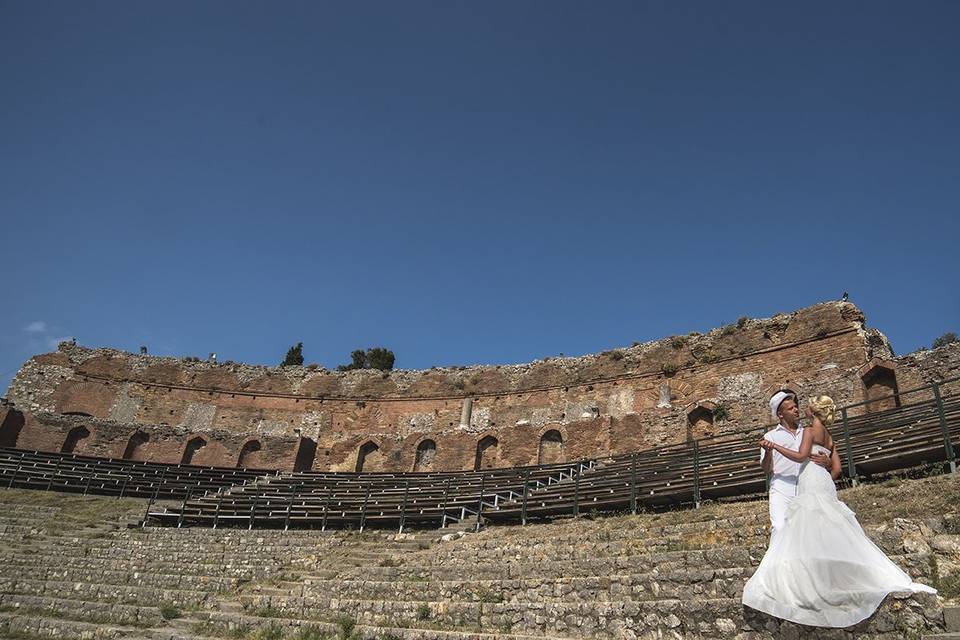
[{"xmin": 460, "ymin": 398, "xmax": 474, "ymax": 428}]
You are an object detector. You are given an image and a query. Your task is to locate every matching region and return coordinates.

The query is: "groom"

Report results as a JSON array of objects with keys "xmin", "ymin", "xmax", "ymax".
[{"xmin": 760, "ymin": 389, "xmax": 841, "ymax": 541}]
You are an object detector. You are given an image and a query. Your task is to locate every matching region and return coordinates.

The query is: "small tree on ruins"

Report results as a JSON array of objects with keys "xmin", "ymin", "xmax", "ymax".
[
  {"xmin": 336, "ymin": 347, "xmax": 396, "ymax": 372},
  {"xmin": 282, "ymin": 342, "xmax": 304, "ymax": 366},
  {"xmin": 933, "ymin": 332, "xmax": 958, "ymax": 349}
]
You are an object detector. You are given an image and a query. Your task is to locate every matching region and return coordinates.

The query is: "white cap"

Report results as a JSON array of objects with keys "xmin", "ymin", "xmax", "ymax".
[{"xmin": 769, "ymin": 390, "xmax": 795, "ymax": 419}]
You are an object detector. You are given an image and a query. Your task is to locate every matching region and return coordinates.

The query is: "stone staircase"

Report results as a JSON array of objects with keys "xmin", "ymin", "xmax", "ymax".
[{"xmin": 0, "ymin": 474, "xmax": 956, "ymax": 639}]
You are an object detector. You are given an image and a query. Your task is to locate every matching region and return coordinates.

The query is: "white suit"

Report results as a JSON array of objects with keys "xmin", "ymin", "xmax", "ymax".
[{"xmin": 761, "ymin": 423, "xmax": 802, "ymax": 541}]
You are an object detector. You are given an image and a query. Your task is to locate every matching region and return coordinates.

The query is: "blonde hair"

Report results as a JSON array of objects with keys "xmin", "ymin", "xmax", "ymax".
[{"xmin": 808, "ymin": 395, "xmax": 836, "ymax": 426}]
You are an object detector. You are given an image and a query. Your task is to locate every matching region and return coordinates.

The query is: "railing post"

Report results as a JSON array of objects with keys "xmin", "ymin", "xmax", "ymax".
[
  {"xmin": 247, "ymin": 496, "xmax": 258, "ymax": 530},
  {"xmin": 283, "ymin": 493, "xmax": 294, "ymax": 532},
  {"xmin": 932, "ymin": 383, "xmax": 957, "ymax": 473},
  {"xmin": 141, "ymin": 472, "xmax": 164, "ymax": 529},
  {"xmin": 212, "ymin": 491, "xmax": 223, "ymax": 529},
  {"xmin": 398, "ymin": 479, "xmax": 410, "ymax": 533},
  {"xmin": 629, "ymin": 454, "xmax": 638, "ymax": 515},
  {"xmin": 177, "ymin": 489, "xmax": 192, "ymax": 529},
  {"xmin": 151, "ymin": 466, "xmax": 167, "ymax": 504},
  {"xmin": 520, "ymin": 471, "xmax": 530, "ymax": 526},
  {"xmin": 118, "ymin": 473, "xmax": 131, "ymax": 499},
  {"xmin": 440, "ymin": 477, "xmax": 451, "ymax": 528},
  {"xmin": 321, "ymin": 485, "xmax": 331, "ymax": 532},
  {"xmin": 573, "ymin": 471, "xmax": 581, "ymax": 518},
  {"xmin": 476, "ymin": 475, "xmax": 485, "ymax": 532},
  {"xmin": 45, "ymin": 458, "xmax": 62, "ymax": 492},
  {"xmin": 7, "ymin": 453, "xmax": 23, "ymax": 489},
  {"xmin": 840, "ymin": 408, "xmax": 858, "ymax": 486},
  {"xmin": 692, "ymin": 440, "xmax": 701, "ymax": 508},
  {"xmin": 359, "ymin": 482, "xmax": 372, "ymax": 532}
]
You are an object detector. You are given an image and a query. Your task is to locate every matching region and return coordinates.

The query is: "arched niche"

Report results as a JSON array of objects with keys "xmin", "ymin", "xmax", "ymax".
[
  {"xmin": 237, "ymin": 440, "xmax": 262, "ymax": 468},
  {"xmin": 356, "ymin": 440, "xmax": 381, "ymax": 473},
  {"xmin": 538, "ymin": 429, "xmax": 563, "ymax": 465},
  {"xmin": 686, "ymin": 405, "xmax": 715, "ymax": 441},
  {"xmin": 413, "ymin": 439, "xmax": 437, "ymax": 472},
  {"xmin": 474, "ymin": 435, "xmax": 499, "ymax": 471},
  {"xmin": 122, "ymin": 431, "xmax": 150, "ymax": 461},
  {"xmin": 293, "ymin": 436, "xmax": 317, "ymax": 472},
  {"xmin": 61, "ymin": 426, "xmax": 90, "ymax": 454},
  {"xmin": 181, "ymin": 436, "xmax": 207, "ymax": 465},
  {"xmin": 0, "ymin": 410, "xmax": 25, "ymax": 448},
  {"xmin": 859, "ymin": 359, "xmax": 900, "ymax": 413}
]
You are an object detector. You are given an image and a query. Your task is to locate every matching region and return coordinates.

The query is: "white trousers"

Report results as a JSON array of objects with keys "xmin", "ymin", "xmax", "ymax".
[{"xmin": 768, "ymin": 491, "xmax": 795, "ymax": 544}]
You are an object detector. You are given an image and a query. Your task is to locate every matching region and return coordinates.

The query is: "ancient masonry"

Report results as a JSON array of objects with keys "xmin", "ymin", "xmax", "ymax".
[{"xmin": 3, "ymin": 301, "xmax": 959, "ymax": 472}]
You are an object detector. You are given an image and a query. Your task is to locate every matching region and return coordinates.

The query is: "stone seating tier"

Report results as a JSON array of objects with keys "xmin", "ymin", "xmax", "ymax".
[{"xmin": 0, "ymin": 473, "xmax": 958, "ymax": 639}]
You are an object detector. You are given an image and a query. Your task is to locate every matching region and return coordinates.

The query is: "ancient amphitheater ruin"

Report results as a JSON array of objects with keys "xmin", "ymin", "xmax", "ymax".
[{"xmin": 0, "ymin": 300, "xmax": 958, "ymax": 639}]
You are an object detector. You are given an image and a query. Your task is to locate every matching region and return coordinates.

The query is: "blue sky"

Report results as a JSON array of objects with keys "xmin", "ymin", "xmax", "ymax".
[{"xmin": 2, "ymin": 1, "xmax": 958, "ymax": 393}]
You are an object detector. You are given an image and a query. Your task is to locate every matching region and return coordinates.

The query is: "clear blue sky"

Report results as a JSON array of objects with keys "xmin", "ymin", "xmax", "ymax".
[{"xmin": 2, "ymin": 1, "xmax": 958, "ymax": 393}]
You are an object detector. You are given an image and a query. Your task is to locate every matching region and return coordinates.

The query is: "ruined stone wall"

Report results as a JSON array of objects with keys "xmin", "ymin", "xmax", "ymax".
[{"xmin": 7, "ymin": 301, "xmax": 943, "ymax": 472}]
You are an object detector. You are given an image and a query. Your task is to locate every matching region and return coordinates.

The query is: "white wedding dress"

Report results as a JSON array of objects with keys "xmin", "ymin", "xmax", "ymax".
[{"xmin": 742, "ymin": 445, "xmax": 936, "ymax": 628}]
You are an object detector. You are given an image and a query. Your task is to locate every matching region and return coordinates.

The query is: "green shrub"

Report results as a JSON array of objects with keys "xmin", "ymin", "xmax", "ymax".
[
  {"xmin": 337, "ymin": 347, "xmax": 396, "ymax": 371},
  {"xmin": 712, "ymin": 402, "xmax": 731, "ymax": 422},
  {"xmin": 335, "ymin": 615, "xmax": 356, "ymax": 638},
  {"xmin": 254, "ymin": 623, "xmax": 284, "ymax": 640},
  {"xmin": 417, "ymin": 603, "xmax": 431, "ymax": 620},
  {"xmin": 295, "ymin": 626, "xmax": 328, "ymax": 640},
  {"xmin": 933, "ymin": 332, "xmax": 958, "ymax": 349},
  {"xmin": 159, "ymin": 604, "xmax": 181, "ymax": 620},
  {"xmin": 737, "ymin": 316, "xmax": 749, "ymax": 329},
  {"xmin": 662, "ymin": 363, "xmax": 679, "ymax": 377}
]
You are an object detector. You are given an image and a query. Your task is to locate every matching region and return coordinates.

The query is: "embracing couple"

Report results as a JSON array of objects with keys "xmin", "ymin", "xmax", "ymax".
[{"xmin": 741, "ymin": 389, "xmax": 936, "ymax": 628}]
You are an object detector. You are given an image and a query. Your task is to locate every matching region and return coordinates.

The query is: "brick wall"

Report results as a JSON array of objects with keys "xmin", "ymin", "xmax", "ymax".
[{"xmin": 7, "ymin": 301, "xmax": 951, "ymax": 472}]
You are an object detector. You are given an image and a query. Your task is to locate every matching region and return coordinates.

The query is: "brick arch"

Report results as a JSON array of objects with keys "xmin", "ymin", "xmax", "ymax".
[
  {"xmin": 121, "ymin": 431, "xmax": 150, "ymax": 461},
  {"xmin": 537, "ymin": 428, "xmax": 564, "ymax": 465},
  {"xmin": 293, "ymin": 435, "xmax": 318, "ymax": 472},
  {"xmin": 0, "ymin": 410, "xmax": 25, "ymax": 448},
  {"xmin": 412, "ymin": 438, "xmax": 437, "ymax": 472},
  {"xmin": 686, "ymin": 404, "xmax": 715, "ymax": 441},
  {"xmin": 181, "ymin": 435, "xmax": 207, "ymax": 465},
  {"xmin": 52, "ymin": 381, "xmax": 116, "ymax": 419},
  {"xmin": 474, "ymin": 433, "xmax": 499, "ymax": 471},
  {"xmin": 355, "ymin": 439, "xmax": 383, "ymax": 473},
  {"xmin": 61, "ymin": 425, "xmax": 91, "ymax": 454},
  {"xmin": 859, "ymin": 358, "xmax": 900, "ymax": 413},
  {"xmin": 237, "ymin": 439, "xmax": 263, "ymax": 468}
]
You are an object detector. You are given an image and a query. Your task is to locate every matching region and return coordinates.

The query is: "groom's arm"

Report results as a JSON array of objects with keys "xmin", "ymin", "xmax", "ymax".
[
  {"xmin": 829, "ymin": 447, "xmax": 842, "ymax": 480},
  {"xmin": 809, "ymin": 449, "xmax": 842, "ymax": 479},
  {"xmin": 759, "ymin": 442, "xmax": 774, "ymax": 476}
]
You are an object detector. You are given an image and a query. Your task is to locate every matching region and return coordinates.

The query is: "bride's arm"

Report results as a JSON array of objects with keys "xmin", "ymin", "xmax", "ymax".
[{"xmin": 771, "ymin": 421, "xmax": 818, "ymax": 463}]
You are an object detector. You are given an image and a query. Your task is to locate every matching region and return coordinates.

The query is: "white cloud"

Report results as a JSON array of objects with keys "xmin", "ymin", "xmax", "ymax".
[{"xmin": 24, "ymin": 321, "xmax": 47, "ymax": 333}]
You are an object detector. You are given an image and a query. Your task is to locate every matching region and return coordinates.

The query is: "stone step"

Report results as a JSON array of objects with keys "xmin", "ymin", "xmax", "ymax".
[
  {"xmin": 0, "ymin": 592, "xmax": 163, "ymax": 627},
  {"xmin": 0, "ymin": 565, "xmax": 241, "ymax": 592},
  {"xmin": 423, "ymin": 524, "xmax": 929, "ymax": 563},
  {"xmin": 289, "ymin": 567, "xmax": 752, "ymax": 603},
  {"xmin": 0, "ymin": 554, "xmax": 283, "ymax": 580},
  {"xmin": 190, "ymin": 610, "xmax": 592, "ymax": 640},
  {"xmin": 0, "ymin": 611, "xmax": 133, "ymax": 640},
  {"xmin": 342, "ymin": 544, "xmax": 769, "ymax": 580},
  {"xmin": 0, "ymin": 577, "xmax": 211, "ymax": 609},
  {"xmin": 473, "ymin": 511, "xmax": 770, "ymax": 543},
  {"xmin": 197, "ymin": 592, "xmax": 943, "ymax": 639}
]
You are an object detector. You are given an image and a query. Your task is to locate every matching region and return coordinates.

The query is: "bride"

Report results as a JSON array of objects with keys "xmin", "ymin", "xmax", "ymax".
[{"xmin": 741, "ymin": 395, "xmax": 936, "ymax": 628}]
